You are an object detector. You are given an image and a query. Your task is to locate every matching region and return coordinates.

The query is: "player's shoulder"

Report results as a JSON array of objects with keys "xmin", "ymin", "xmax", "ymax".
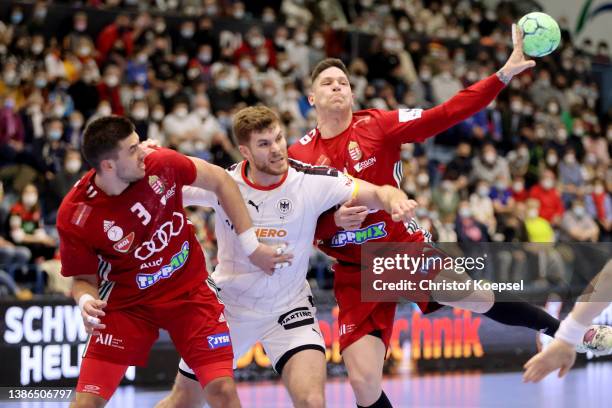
[
  {"xmin": 288, "ymin": 158, "xmax": 340, "ymax": 178},
  {"xmin": 292, "ymin": 128, "xmax": 318, "ymax": 149},
  {"xmin": 57, "ymin": 170, "xmax": 98, "ymax": 232}
]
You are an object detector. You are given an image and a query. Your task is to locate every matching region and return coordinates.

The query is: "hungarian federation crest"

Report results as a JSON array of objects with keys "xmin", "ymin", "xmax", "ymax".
[
  {"xmin": 348, "ymin": 141, "xmax": 362, "ymax": 161},
  {"xmin": 148, "ymin": 175, "xmax": 165, "ymax": 195}
]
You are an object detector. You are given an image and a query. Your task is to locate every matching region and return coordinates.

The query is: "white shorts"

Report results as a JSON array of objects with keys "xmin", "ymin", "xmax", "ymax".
[{"xmin": 178, "ymin": 295, "xmax": 325, "ymax": 378}]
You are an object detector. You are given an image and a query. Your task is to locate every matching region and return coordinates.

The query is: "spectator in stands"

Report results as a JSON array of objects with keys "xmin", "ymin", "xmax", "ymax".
[
  {"xmin": 456, "ymin": 200, "xmax": 490, "ymax": 243},
  {"xmin": 560, "ymin": 198, "xmax": 599, "ymax": 242},
  {"xmin": 44, "ymin": 149, "xmax": 84, "ymax": 223},
  {"xmin": 523, "ymin": 198, "xmax": 555, "ymax": 243},
  {"xmin": 558, "ymin": 148, "xmax": 584, "ymax": 208},
  {"xmin": 529, "ymin": 169, "xmax": 565, "ymax": 226},
  {"xmin": 0, "ymin": 181, "xmax": 32, "ymax": 277},
  {"xmin": 471, "ymin": 142, "xmax": 511, "ymax": 184},
  {"xmin": 585, "ymin": 179, "xmax": 612, "ymax": 241}
]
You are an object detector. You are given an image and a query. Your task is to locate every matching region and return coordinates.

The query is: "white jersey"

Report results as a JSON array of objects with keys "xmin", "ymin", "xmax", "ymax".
[{"xmin": 183, "ymin": 159, "xmax": 357, "ymax": 314}]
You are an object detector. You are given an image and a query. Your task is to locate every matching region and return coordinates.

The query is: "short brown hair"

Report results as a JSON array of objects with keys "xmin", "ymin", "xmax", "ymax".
[
  {"xmin": 232, "ymin": 106, "xmax": 279, "ymax": 145},
  {"xmin": 311, "ymin": 58, "xmax": 350, "ymax": 84},
  {"xmin": 82, "ymin": 115, "xmax": 135, "ymax": 170}
]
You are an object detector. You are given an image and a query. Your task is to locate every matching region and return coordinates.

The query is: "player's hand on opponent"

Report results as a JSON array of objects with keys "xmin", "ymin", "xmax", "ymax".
[
  {"xmin": 334, "ymin": 199, "xmax": 369, "ymax": 230},
  {"xmin": 139, "ymin": 139, "xmax": 160, "ymax": 156},
  {"xmin": 80, "ymin": 298, "xmax": 107, "ymax": 336},
  {"xmin": 249, "ymin": 243, "xmax": 293, "ymax": 275},
  {"xmin": 390, "ymin": 198, "xmax": 418, "ymax": 223},
  {"xmin": 499, "ymin": 24, "xmax": 537, "ymax": 80},
  {"xmin": 522, "ymin": 338, "xmax": 576, "ymax": 382}
]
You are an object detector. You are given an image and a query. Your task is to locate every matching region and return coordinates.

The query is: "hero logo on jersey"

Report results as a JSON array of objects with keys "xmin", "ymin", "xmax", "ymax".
[
  {"xmin": 278, "ymin": 307, "xmax": 314, "ymax": 330},
  {"xmin": 136, "ymin": 241, "xmax": 190, "ymax": 289},
  {"xmin": 148, "ymin": 175, "xmax": 165, "ymax": 195},
  {"xmin": 134, "ymin": 212, "xmax": 185, "ymax": 260},
  {"xmin": 348, "ymin": 141, "xmax": 362, "ymax": 161},
  {"xmin": 398, "ymin": 108, "xmax": 423, "ymax": 123},
  {"xmin": 276, "ymin": 198, "xmax": 293, "ymax": 216},
  {"xmin": 207, "ymin": 332, "xmax": 231, "ymax": 349}
]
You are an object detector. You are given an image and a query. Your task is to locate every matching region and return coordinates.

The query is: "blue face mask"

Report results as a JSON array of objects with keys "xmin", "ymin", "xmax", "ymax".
[
  {"xmin": 11, "ymin": 13, "xmax": 23, "ymax": 25},
  {"xmin": 49, "ymin": 130, "xmax": 62, "ymax": 141}
]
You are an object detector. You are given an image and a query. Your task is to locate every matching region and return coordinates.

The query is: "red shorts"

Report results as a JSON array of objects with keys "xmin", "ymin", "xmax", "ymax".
[
  {"xmin": 333, "ymin": 261, "xmax": 443, "ymax": 352},
  {"xmin": 83, "ymin": 282, "xmax": 233, "ymax": 370}
]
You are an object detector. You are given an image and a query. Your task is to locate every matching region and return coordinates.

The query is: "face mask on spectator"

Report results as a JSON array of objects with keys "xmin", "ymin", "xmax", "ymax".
[
  {"xmin": 105, "ymin": 75, "xmax": 119, "ymax": 88},
  {"xmin": 547, "ymin": 103, "xmax": 559, "ymax": 115},
  {"xmin": 239, "ymin": 78, "xmax": 250, "ymax": 90},
  {"xmin": 527, "ymin": 208, "xmax": 539, "ymax": 219},
  {"xmin": 249, "ymin": 36, "xmax": 264, "ymax": 48},
  {"xmin": 459, "ymin": 207, "xmax": 472, "ymax": 218},
  {"xmin": 152, "ymin": 110, "xmax": 164, "ymax": 121},
  {"xmin": 239, "ymin": 59, "xmax": 253, "ymax": 70},
  {"xmin": 132, "ymin": 108, "xmax": 148, "ymax": 120},
  {"xmin": 4, "ymin": 98, "xmax": 15, "ymax": 110},
  {"xmin": 34, "ymin": 77, "xmax": 47, "ymax": 88},
  {"xmin": 541, "ymin": 178, "xmax": 554, "ymax": 190},
  {"xmin": 416, "ymin": 208, "xmax": 428, "ymax": 219},
  {"xmin": 256, "ymin": 54, "xmax": 269, "ymax": 67},
  {"xmin": 477, "ymin": 186, "xmax": 490, "ymax": 197},
  {"xmin": 4, "ymin": 71, "xmax": 18, "ymax": 86},
  {"xmin": 495, "ymin": 181, "xmax": 507, "ymax": 191},
  {"xmin": 420, "ymin": 69, "xmax": 431, "ymax": 81},
  {"xmin": 197, "ymin": 107, "xmax": 209, "ymax": 118},
  {"xmin": 563, "ymin": 154, "xmax": 576, "ymax": 164},
  {"xmin": 31, "ymin": 43, "xmax": 44, "ymax": 54},
  {"xmin": 175, "ymin": 56, "xmax": 188, "ymax": 67},
  {"xmin": 23, "ymin": 193, "xmax": 38, "ymax": 207},
  {"xmin": 262, "ymin": 12, "xmax": 275, "ymax": 23},
  {"xmin": 175, "ymin": 107, "xmax": 188, "ymax": 118},
  {"xmin": 53, "ymin": 105, "xmax": 66, "ymax": 117},
  {"xmin": 48, "ymin": 129, "xmax": 62, "ymax": 141},
  {"xmin": 34, "ymin": 8, "xmax": 47, "ymax": 20},
  {"xmin": 206, "ymin": 5, "xmax": 218, "ymax": 15},
  {"xmin": 522, "ymin": 105, "xmax": 534, "ymax": 115},
  {"xmin": 295, "ymin": 33, "xmax": 308, "ymax": 44},
  {"xmin": 234, "ymin": 9, "xmax": 245, "ymax": 19},
  {"xmin": 573, "ymin": 126, "xmax": 584, "ymax": 137},
  {"xmin": 607, "ymin": 128, "xmax": 612, "ymax": 141},
  {"xmin": 65, "ymin": 159, "xmax": 82, "ymax": 174},
  {"xmin": 483, "ymin": 152, "xmax": 496, "ymax": 164},
  {"xmin": 11, "ymin": 12, "xmax": 23, "ymax": 25},
  {"xmin": 546, "ymin": 154, "xmax": 558, "ymax": 166},
  {"xmin": 573, "ymin": 206, "xmax": 585, "ymax": 218},
  {"xmin": 181, "ymin": 28, "xmax": 194, "ymax": 38},
  {"xmin": 75, "ymin": 21, "xmax": 87, "ymax": 32},
  {"xmin": 313, "ymin": 37, "xmax": 325, "ymax": 49},
  {"xmin": 594, "ymin": 184, "xmax": 605, "ymax": 194},
  {"xmin": 154, "ymin": 22, "xmax": 166, "ymax": 33},
  {"xmin": 518, "ymin": 147, "xmax": 529, "ymax": 157},
  {"xmin": 99, "ymin": 105, "xmax": 112, "ymax": 116},
  {"xmin": 556, "ymin": 129, "xmax": 568, "ymax": 143},
  {"xmin": 70, "ymin": 118, "xmax": 83, "ymax": 129},
  {"xmin": 513, "ymin": 181, "xmax": 524, "ymax": 192},
  {"xmin": 441, "ymin": 181, "xmax": 454, "ymax": 192},
  {"xmin": 278, "ymin": 61, "xmax": 292, "ymax": 73},
  {"xmin": 416, "ymin": 173, "xmax": 429, "ymax": 186},
  {"xmin": 199, "ymin": 52, "xmax": 212, "ymax": 64}
]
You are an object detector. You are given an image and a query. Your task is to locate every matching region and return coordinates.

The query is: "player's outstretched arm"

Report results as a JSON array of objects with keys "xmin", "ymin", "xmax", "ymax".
[
  {"xmin": 523, "ymin": 260, "xmax": 612, "ymax": 382},
  {"xmin": 72, "ymin": 274, "xmax": 107, "ymax": 336},
  {"xmin": 187, "ymin": 157, "xmax": 293, "ymax": 273},
  {"xmin": 351, "ymin": 178, "xmax": 418, "ymax": 223}
]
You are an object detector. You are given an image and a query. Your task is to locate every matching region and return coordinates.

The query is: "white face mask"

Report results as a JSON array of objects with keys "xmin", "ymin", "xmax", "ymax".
[
  {"xmin": 99, "ymin": 105, "xmax": 112, "ymax": 116},
  {"xmin": 175, "ymin": 107, "xmax": 188, "ymax": 118},
  {"xmin": 132, "ymin": 108, "xmax": 148, "ymax": 120},
  {"xmin": 527, "ymin": 208, "xmax": 539, "ymax": 219},
  {"xmin": 23, "ymin": 193, "xmax": 38, "ymax": 207},
  {"xmin": 459, "ymin": 207, "xmax": 472, "ymax": 218},
  {"xmin": 65, "ymin": 160, "xmax": 81, "ymax": 174},
  {"xmin": 197, "ymin": 107, "xmax": 209, "ymax": 118},
  {"xmin": 513, "ymin": 181, "xmax": 524, "ymax": 192},
  {"xmin": 542, "ymin": 179, "xmax": 554, "ymax": 190}
]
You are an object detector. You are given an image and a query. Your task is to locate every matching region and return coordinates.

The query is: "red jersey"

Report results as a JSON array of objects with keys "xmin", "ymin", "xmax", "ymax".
[
  {"xmin": 289, "ymin": 74, "xmax": 505, "ymax": 264},
  {"xmin": 57, "ymin": 148, "xmax": 205, "ymax": 311}
]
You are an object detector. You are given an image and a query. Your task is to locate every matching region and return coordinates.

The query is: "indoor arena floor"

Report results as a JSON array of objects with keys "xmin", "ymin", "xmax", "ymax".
[{"xmin": 6, "ymin": 362, "xmax": 612, "ymax": 407}]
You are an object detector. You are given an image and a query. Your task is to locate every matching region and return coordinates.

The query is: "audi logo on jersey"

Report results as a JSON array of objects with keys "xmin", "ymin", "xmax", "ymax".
[{"xmin": 134, "ymin": 212, "xmax": 185, "ymax": 260}]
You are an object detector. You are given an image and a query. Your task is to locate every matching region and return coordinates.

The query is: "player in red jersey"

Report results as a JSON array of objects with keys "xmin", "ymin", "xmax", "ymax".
[
  {"xmin": 288, "ymin": 25, "xmax": 607, "ymax": 408},
  {"xmin": 57, "ymin": 116, "xmax": 290, "ymax": 408}
]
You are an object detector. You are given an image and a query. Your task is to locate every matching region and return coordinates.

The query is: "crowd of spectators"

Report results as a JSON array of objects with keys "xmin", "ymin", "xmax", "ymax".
[{"xmin": 0, "ymin": 0, "xmax": 610, "ymax": 296}]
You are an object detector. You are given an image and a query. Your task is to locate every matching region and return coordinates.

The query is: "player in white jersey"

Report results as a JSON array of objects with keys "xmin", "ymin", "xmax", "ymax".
[{"xmin": 156, "ymin": 106, "xmax": 419, "ymax": 408}]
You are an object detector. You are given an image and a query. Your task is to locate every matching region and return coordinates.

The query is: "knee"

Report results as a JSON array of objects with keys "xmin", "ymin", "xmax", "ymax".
[
  {"xmin": 205, "ymin": 378, "xmax": 237, "ymax": 405},
  {"xmin": 293, "ymin": 391, "xmax": 325, "ymax": 408},
  {"xmin": 156, "ymin": 378, "xmax": 204, "ymax": 408},
  {"xmin": 347, "ymin": 366, "xmax": 381, "ymax": 394}
]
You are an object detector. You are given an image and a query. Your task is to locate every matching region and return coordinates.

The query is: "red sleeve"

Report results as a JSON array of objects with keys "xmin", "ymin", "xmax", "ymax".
[
  {"xmin": 58, "ymin": 223, "xmax": 98, "ymax": 277},
  {"xmin": 375, "ymin": 74, "xmax": 505, "ymax": 146},
  {"xmin": 147, "ymin": 148, "xmax": 197, "ymax": 187},
  {"xmin": 314, "ymin": 209, "xmax": 339, "ymax": 241}
]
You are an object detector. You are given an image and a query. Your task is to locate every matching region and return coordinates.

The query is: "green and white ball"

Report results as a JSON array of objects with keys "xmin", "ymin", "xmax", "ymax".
[{"xmin": 518, "ymin": 12, "xmax": 561, "ymax": 57}]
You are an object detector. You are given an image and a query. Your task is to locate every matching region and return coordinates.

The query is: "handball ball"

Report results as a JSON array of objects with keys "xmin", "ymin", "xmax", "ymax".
[{"xmin": 518, "ymin": 12, "xmax": 561, "ymax": 57}]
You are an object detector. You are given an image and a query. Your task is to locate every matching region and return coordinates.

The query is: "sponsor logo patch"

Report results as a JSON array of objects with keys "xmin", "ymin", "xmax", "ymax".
[
  {"xmin": 255, "ymin": 228, "xmax": 287, "ymax": 238},
  {"xmin": 148, "ymin": 175, "xmax": 165, "ymax": 195},
  {"xmin": 71, "ymin": 204, "xmax": 92, "ymax": 227},
  {"xmin": 107, "ymin": 226, "xmax": 124, "ymax": 242},
  {"xmin": 136, "ymin": 241, "xmax": 190, "ymax": 289},
  {"xmin": 94, "ymin": 333, "xmax": 125, "ymax": 349},
  {"xmin": 160, "ymin": 183, "xmax": 176, "ymax": 205},
  {"xmin": 330, "ymin": 221, "xmax": 388, "ymax": 247},
  {"xmin": 134, "ymin": 212, "xmax": 184, "ymax": 260},
  {"xmin": 354, "ymin": 156, "xmax": 377, "ymax": 172},
  {"xmin": 113, "ymin": 232, "xmax": 135, "ymax": 253},
  {"xmin": 348, "ymin": 141, "xmax": 362, "ymax": 161},
  {"xmin": 207, "ymin": 332, "xmax": 231, "ymax": 349},
  {"xmin": 278, "ymin": 307, "xmax": 314, "ymax": 330}
]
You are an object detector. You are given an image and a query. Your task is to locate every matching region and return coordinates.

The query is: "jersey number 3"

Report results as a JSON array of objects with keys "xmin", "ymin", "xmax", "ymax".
[{"xmin": 131, "ymin": 202, "xmax": 152, "ymax": 226}]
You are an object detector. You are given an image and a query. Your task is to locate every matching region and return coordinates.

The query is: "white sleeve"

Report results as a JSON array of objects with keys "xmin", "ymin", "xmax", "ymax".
[
  {"xmin": 305, "ymin": 171, "xmax": 357, "ymax": 215},
  {"xmin": 182, "ymin": 186, "xmax": 218, "ymax": 209}
]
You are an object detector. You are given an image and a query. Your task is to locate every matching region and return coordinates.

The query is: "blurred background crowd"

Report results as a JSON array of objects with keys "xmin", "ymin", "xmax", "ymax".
[{"xmin": 0, "ymin": 0, "xmax": 610, "ymax": 300}]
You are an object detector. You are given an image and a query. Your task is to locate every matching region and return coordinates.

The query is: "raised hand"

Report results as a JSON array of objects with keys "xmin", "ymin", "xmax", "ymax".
[{"xmin": 498, "ymin": 24, "xmax": 537, "ymax": 83}]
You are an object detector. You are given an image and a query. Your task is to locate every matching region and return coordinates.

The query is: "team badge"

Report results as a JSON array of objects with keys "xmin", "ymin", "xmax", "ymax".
[
  {"xmin": 276, "ymin": 198, "xmax": 293, "ymax": 216},
  {"xmin": 113, "ymin": 232, "xmax": 135, "ymax": 253},
  {"xmin": 148, "ymin": 175, "xmax": 165, "ymax": 195},
  {"xmin": 348, "ymin": 141, "xmax": 362, "ymax": 161}
]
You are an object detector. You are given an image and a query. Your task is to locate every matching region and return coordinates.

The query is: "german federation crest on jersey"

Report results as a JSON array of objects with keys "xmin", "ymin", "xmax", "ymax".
[
  {"xmin": 348, "ymin": 141, "xmax": 362, "ymax": 161},
  {"xmin": 276, "ymin": 198, "xmax": 293, "ymax": 216},
  {"xmin": 148, "ymin": 175, "xmax": 165, "ymax": 195}
]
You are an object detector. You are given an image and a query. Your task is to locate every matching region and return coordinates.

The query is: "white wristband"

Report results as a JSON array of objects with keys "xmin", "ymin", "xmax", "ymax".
[
  {"xmin": 555, "ymin": 315, "xmax": 590, "ymax": 346},
  {"xmin": 238, "ymin": 227, "xmax": 259, "ymax": 256},
  {"xmin": 78, "ymin": 293, "xmax": 95, "ymax": 311}
]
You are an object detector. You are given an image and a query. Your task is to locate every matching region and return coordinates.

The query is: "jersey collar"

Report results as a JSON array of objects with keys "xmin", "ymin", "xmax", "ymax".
[{"xmin": 241, "ymin": 161, "xmax": 288, "ymax": 191}]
